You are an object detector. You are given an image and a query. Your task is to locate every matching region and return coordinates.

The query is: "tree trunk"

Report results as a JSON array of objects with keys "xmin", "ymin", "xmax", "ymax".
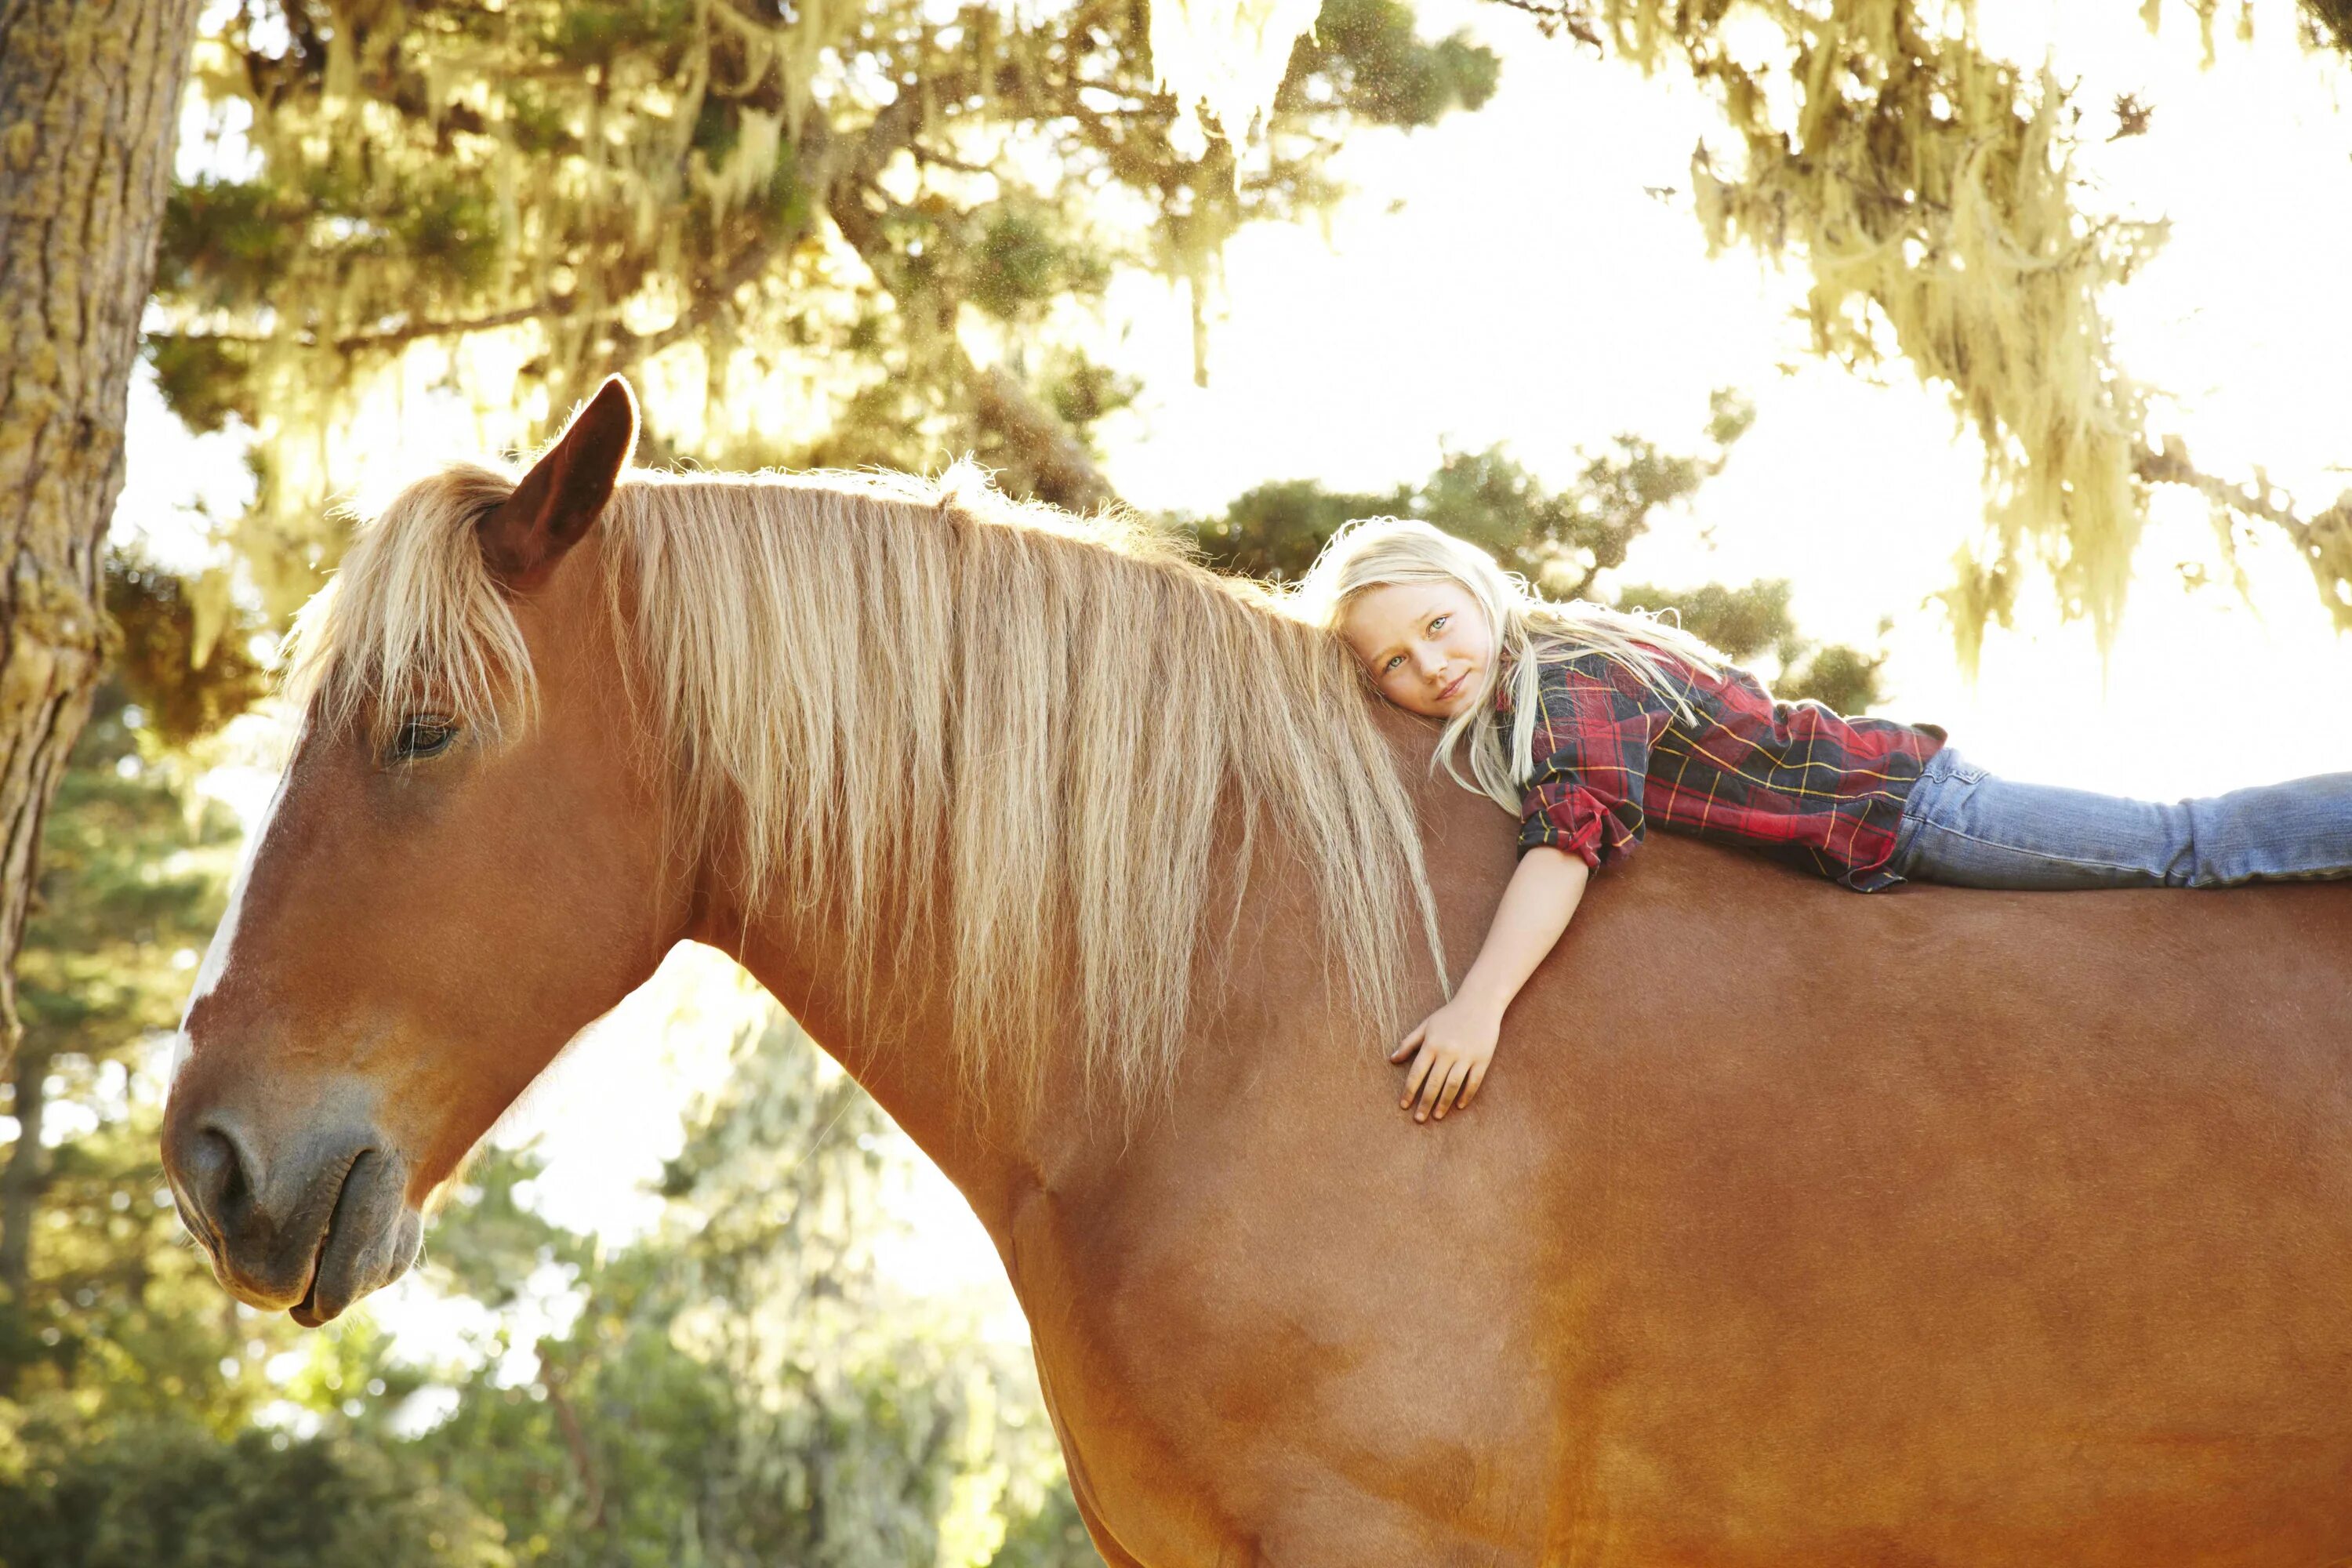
[{"xmin": 0, "ymin": 0, "xmax": 201, "ymax": 1072}]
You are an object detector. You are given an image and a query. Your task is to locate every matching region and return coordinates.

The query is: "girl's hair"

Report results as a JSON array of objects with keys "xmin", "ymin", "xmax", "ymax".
[{"xmin": 1292, "ymin": 517, "xmax": 1725, "ymax": 814}]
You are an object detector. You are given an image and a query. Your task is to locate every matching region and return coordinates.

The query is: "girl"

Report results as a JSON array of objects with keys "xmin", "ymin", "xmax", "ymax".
[{"xmin": 1294, "ymin": 517, "xmax": 2352, "ymax": 1126}]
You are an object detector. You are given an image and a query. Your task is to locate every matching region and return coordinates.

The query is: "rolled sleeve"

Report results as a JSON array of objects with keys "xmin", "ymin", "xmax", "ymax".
[
  {"xmin": 1518, "ymin": 775, "xmax": 1639, "ymax": 867},
  {"xmin": 1512, "ymin": 652, "xmax": 1667, "ymax": 869}
]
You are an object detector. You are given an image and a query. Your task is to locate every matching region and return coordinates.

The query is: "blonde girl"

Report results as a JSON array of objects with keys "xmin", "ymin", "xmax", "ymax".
[{"xmin": 1296, "ymin": 517, "xmax": 2352, "ymax": 1125}]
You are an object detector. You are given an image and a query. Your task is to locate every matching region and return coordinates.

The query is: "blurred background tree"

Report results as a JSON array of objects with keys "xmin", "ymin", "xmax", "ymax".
[
  {"xmin": 1154, "ymin": 0, "xmax": 2352, "ymax": 665},
  {"xmin": 390, "ymin": 1014, "xmax": 1090, "ymax": 1566},
  {"xmin": 1192, "ymin": 392, "xmax": 1888, "ymax": 710},
  {"xmin": 1, "ymin": 561, "xmax": 260, "ymax": 1352},
  {"xmin": 2, "ymin": 953, "xmax": 1094, "ymax": 1566},
  {"xmin": 0, "ymin": 564, "xmax": 477, "ymax": 1567}
]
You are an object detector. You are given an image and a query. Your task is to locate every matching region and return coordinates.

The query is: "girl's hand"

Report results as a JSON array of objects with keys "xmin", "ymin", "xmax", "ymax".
[{"xmin": 1389, "ymin": 998, "xmax": 1501, "ymax": 1123}]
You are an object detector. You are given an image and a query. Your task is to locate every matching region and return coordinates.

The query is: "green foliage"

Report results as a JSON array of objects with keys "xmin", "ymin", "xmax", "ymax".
[
  {"xmin": 1194, "ymin": 390, "xmax": 1751, "ymax": 591},
  {"xmin": 1192, "ymin": 393, "xmax": 1889, "ymax": 713},
  {"xmin": 157, "ymin": 176, "xmax": 302, "ymax": 313},
  {"xmin": 141, "ymin": 329, "xmax": 256, "ymax": 437},
  {"xmin": 1613, "ymin": 579, "xmax": 1888, "ymax": 715},
  {"xmin": 0, "ymin": 1419, "xmax": 507, "ymax": 1568},
  {"xmin": 1285, "ymin": 0, "xmax": 1503, "ymax": 125},
  {"xmin": 12, "ymin": 702, "xmax": 235, "ymax": 1058},
  {"xmin": 104, "ymin": 557, "xmax": 269, "ymax": 748},
  {"xmin": 0, "ymin": 614, "xmax": 279, "ymax": 1428},
  {"xmin": 151, "ymin": 0, "xmax": 1498, "ymax": 616},
  {"xmin": 4, "ymin": 989, "xmax": 1095, "ymax": 1565},
  {"xmin": 386, "ymin": 1015, "xmax": 1088, "ymax": 1567}
]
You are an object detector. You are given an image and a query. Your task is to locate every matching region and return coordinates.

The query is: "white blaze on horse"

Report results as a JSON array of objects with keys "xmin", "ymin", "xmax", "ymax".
[{"xmin": 164, "ymin": 379, "xmax": 2352, "ymax": 1564}]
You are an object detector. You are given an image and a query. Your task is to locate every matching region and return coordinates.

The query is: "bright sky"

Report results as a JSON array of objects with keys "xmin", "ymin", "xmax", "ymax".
[{"xmin": 113, "ymin": 0, "xmax": 2352, "ymax": 1358}]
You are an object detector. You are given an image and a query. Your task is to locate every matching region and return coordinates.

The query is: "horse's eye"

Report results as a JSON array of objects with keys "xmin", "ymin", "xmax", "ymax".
[{"xmin": 390, "ymin": 716, "xmax": 457, "ymax": 763}]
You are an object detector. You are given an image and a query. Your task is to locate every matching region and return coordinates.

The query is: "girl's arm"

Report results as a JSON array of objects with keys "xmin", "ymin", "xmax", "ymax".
[{"xmin": 1392, "ymin": 844, "xmax": 1591, "ymax": 1123}]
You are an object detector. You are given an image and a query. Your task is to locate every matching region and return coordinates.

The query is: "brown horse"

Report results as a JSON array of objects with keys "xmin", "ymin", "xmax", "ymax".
[{"xmin": 164, "ymin": 378, "xmax": 2352, "ymax": 1565}]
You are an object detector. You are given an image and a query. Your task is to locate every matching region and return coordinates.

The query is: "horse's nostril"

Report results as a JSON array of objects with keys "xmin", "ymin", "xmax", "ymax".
[{"xmin": 182, "ymin": 1121, "xmax": 256, "ymax": 1240}]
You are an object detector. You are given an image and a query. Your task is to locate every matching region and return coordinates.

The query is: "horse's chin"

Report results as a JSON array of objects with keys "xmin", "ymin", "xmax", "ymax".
[{"xmin": 285, "ymin": 1152, "xmax": 423, "ymax": 1327}]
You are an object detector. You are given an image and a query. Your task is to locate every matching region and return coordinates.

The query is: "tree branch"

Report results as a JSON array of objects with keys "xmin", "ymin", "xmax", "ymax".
[
  {"xmin": 812, "ymin": 98, "xmax": 1124, "ymax": 513},
  {"xmin": 536, "ymin": 1345, "xmax": 608, "ymax": 1533},
  {"xmin": 1482, "ymin": 0, "xmax": 1603, "ymax": 47},
  {"xmin": 334, "ymin": 299, "xmax": 579, "ymax": 354},
  {"xmin": 614, "ymin": 238, "xmax": 785, "ymax": 363},
  {"xmin": 971, "ymin": 363, "xmax": 1121, "ymax": 514},
  {"xmin": 2134, "ymin": 435, "xmax": 2352, "ymax": 622}
]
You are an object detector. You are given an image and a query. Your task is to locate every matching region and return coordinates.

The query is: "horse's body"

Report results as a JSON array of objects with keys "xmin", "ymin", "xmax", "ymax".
[
  {"xmin": 163, "ymin": 381, "xmax": 2352, "ymax": 1564},
  {"xmin": 797, "ymin": 785, "xmax": 2352, "ymax": 1566}
]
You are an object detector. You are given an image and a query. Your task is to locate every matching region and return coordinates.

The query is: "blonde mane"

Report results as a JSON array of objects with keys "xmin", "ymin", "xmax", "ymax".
[{"xmin": 288, "ymin": 460, "xmax": 1444, "ymax": 1120}]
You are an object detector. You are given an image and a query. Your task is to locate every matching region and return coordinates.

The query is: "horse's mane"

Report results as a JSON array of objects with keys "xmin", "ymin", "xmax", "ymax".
[{"xmin": 286, "ymin": 459, "xmax": 1444, "ymax": 1121}]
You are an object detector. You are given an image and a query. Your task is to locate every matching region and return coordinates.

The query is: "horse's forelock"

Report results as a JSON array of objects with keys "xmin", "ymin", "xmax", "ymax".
[{"xmin": 282, "ymin": 463, "xmax": 535, "ymax": 750}]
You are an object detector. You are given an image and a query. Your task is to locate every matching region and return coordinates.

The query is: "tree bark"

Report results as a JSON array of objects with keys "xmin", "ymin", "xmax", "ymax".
[{"xmin": 0, "ymin": 0, "xmax": 201, "ymax": 1072}]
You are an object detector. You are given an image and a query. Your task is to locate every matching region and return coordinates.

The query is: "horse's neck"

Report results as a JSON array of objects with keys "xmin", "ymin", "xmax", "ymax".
[
  {"xmin": 692, "ymin": 699, "xmax": 1467, "ymax": 1247},
  {"xmin": 704, "ymin": 873, "xmax": 1062, "ymax": 1243}
]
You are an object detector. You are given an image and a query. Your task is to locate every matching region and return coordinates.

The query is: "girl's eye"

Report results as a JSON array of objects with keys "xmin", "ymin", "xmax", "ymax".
[
  {"xmin": 1430, "ymin": 615, "xmax": 1449, "ymax": 632},
  {"xmin": 1382, "ymin": 654, "xmax": 1404, "ymax": 673},
  {"xmin": 390, "ymin": 716, "xmax": 458, "ymax": 763}
]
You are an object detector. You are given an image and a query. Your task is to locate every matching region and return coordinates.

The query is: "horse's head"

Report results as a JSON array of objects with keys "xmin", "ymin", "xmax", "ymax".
[{"xmin": 162, "ymin": 379, "xmax": 688, "ymax": 1324}]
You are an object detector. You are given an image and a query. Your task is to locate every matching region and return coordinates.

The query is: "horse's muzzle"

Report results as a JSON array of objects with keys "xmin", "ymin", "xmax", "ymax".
[{"xmin": 164, "ymin": 1110, "xmax": 422, "ymax": 1325}]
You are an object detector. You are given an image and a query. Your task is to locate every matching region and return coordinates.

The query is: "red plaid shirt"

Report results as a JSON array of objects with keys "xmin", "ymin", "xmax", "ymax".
[{"xmin": 1501, "ymin": 644, "xmax": 1945, "ymax": 891}]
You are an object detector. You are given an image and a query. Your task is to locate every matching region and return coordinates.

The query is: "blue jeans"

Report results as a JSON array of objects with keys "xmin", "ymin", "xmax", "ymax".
[{"xmin": 1889, "ymin": 746, "xmax": 2352, "ymax": 890}]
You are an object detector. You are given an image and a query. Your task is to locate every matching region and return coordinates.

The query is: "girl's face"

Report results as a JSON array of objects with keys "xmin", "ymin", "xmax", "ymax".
[{"xmin": 1340, "ymin": 579, "xmax": 1495, "ymax": 720}]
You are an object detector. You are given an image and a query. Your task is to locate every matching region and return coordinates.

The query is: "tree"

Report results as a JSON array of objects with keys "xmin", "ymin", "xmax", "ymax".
[
  {"xmin": 1516, "ymin": 0, "xmax": 2352, "ymax": 663},
  {"xmin": 148, "ymin": 0, "xmax": 1497, "ymax": 622},
  {"xmin": 1192, "ymin": 393, "xmax": 1891, "ymax": 713},
  {"xmin": 2313, "ymin": 0, "xmax": 2352, "ymax": 53},
  {"xmin": 0, "ymin": 0, "xmax": 205, "ymax": 1076},
  {"xmin": 0, "ymin": 1423, "xmax": 508, "ymax": 1568},
  {"xmin": 0, "ymin": 561, "xmax": 264, "ymax": 1419},
  {"xmin": 2, "ymin": 894, "xmax": 1089, "ymax": 1563},
  {"xmin": 0, "ymin": 567, "xmax": 492, "ymax": 1568},
  {"xmin": 390, "ymin": 1013, "xmax": 1089, "ymax": 1567},
  {"xmin": 1153, "ymin": 0, "xmax": 2352, "ymax": 660}
]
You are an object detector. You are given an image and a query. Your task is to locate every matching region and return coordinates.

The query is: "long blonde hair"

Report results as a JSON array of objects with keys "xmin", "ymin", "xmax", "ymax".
[{"xmin": 1293, "ymin": 517, "xmax": 1724, "ymax": 814}]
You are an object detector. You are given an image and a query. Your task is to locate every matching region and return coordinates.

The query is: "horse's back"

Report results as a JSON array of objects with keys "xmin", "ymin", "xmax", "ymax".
[{"xmin": 1508, "ymin": 833, "xmax": 2352, "ymax": 1563}]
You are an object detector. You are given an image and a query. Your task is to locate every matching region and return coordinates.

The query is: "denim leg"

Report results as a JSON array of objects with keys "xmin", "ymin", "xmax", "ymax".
[{"xmin": 1889, "ymin": 747, "xmax": 2352, "ymax": 890}]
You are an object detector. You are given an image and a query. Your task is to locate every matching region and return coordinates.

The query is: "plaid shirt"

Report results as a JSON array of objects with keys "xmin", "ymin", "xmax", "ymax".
[{"xmin": 1502, "ymin": 644, "xmax": 1945, "ymax": 891}]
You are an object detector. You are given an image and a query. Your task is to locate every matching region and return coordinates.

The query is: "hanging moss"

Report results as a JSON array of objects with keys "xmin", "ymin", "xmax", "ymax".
[
  {"xmin": 1576, "ymin": 0, "xmax": 2160, "ymax": 661},
  {"xmin": 142, "ymin": 334, "xmax": 256, "ymax": 437},
  {"xmin": 151, "ymin": 0, "xmax": 1501, "ymax": 620},
  {"xmin": 1156, "ymin": 0, "xmax": 2347, "ymax": 652}
]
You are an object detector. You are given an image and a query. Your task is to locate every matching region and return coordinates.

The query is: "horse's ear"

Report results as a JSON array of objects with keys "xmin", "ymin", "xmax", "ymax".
[{"xmin": 477, "ymin": 376, "xmax": 639, "ymax": 592}]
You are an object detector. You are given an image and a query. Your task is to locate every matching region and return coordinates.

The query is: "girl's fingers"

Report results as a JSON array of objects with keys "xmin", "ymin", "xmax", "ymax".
[
  {"xmin": 1459, "ymin": 1058, "xmax": 1490, "ymax": 1110},
  {"xmin": 1414, "ymin": 1055, "xmax": 1452, "ymax": 1121},
  {"xmin": 1399, "ymin": 1046, "xmax": 1436, "ymax": 1109},
  {"xmin": 1432, "ymin": 1058, "xmax": 1472, "ymax": 1119},
  {"xmin": 1388, "ymin": 1023, "xmax": 1426, "ymax": 1064}
]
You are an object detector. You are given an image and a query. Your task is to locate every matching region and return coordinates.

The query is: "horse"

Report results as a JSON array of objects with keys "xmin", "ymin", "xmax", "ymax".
[{"xmin": 163, "ymin": 377, "xmax": 2352, "ymax": 1565}]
